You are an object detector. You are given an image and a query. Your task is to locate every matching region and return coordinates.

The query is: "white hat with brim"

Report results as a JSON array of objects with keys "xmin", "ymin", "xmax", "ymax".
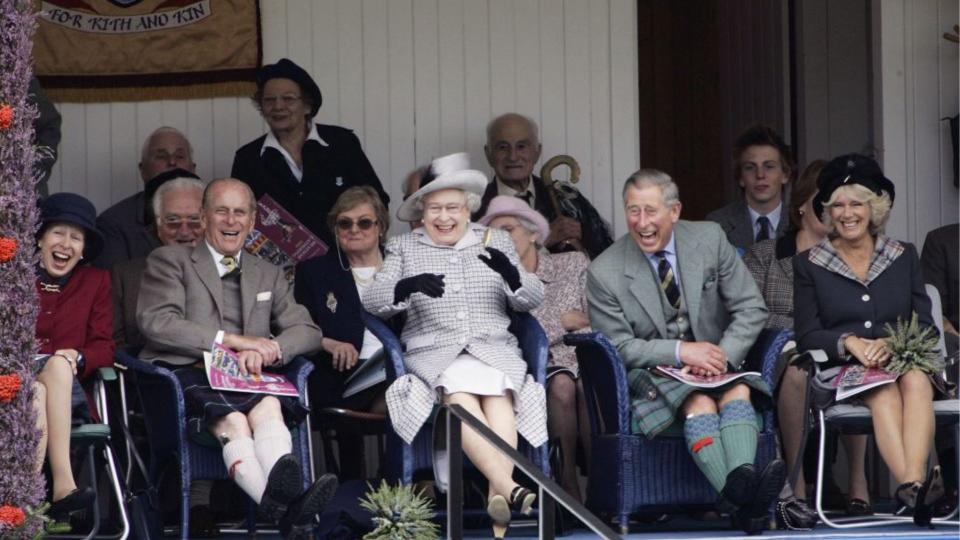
[{"xmin": 397, "ymin": 152, "xmax": 488, "ymax": 221}]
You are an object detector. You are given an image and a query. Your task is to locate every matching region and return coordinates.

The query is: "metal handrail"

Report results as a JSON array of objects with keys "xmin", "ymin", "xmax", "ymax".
[{"xmin": 444, "ymin": 403, "xmax": 620, "ymax": 539}]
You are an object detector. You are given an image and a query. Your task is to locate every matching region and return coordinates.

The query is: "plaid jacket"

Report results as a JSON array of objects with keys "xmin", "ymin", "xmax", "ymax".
[{"xmin": 363, "ymin": 224, "xmax": 547, "ymax": 446}]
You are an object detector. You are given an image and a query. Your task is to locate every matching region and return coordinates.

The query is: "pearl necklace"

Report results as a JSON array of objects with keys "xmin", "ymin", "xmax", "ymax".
[{"xmin": 350, "ymin": 260, "xmax": 382, "ymax": 286}]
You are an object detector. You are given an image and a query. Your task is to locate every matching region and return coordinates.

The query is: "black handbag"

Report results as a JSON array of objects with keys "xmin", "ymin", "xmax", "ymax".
[{"xmin": 120, "ymin": 420, "xmax": 162, "ymax": 539}]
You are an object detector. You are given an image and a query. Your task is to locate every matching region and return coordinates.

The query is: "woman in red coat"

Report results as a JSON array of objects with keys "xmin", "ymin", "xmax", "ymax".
[{"xmin": 33, "ymin": 193, "xmax": 114, "ymax": 522}]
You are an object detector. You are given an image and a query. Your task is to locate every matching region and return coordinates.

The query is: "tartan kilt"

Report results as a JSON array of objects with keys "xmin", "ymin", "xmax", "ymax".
[
  {"xmin": 172, "ymin": 367, "xmax": 309, "ymax": 438},
  {"xmin": 628, "ymin": 367, "xmax": 772, "ymax": 438}
]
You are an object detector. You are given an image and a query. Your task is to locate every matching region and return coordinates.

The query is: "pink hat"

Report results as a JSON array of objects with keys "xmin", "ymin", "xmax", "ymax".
[{"xmin": 478, "ymin": 195, "xmax": 551, "ymax": 243}]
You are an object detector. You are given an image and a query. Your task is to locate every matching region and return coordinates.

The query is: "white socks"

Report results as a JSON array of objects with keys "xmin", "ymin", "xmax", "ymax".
[
  {"xmin": 253, "ymin": 419, "xmax": 293, "ymax": 477},
  {"xmin": 222, "ymin": 437, "xmax": 266, "ymax": 503}
]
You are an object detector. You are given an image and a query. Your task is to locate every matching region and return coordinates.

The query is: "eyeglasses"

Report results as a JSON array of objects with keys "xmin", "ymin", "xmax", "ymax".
[
  {"xmin": 336, "ymin": 218, "xmax": 378, "ymax": 231},
  {"xmin": 424, "ymin": 203, "xmax": 466, "ymax": 216},
  {"xmin": 161, "ymin": 217, "xmax": 203, "ymax": 232},
  {"xmin": 261, "ymin": 94, "xmax": 302, "ymax": 108}
]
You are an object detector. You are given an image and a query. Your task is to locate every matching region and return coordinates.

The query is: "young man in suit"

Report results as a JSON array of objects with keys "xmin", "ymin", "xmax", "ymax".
[
  {"xmin": 586, "ymin": 169, "xmax": 783, "ymax": 533},
  {"xmin": 706, "ymin": 125, "xmax": 794, "ymax": 250},
  {"xmin": 137, "ymin": 178, "xmax": 333, "ymax": 538}
]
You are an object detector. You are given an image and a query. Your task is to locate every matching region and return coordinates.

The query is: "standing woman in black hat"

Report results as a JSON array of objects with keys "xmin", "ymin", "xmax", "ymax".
[
  {"xmin": 793, "ymin": 154, "xmax": 945, "ymax": 525},
  {"xmin": 32, "ymin": 193, "xmax": 114, "ymax": 523},
  {"xmin": 231, "ymin": 58, "xmax": 390, "ymax": 248}
]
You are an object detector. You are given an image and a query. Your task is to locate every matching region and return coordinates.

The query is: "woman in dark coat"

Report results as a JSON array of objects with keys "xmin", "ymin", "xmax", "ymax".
[
  {"xmin": 294, "ymin": 187, "xmax": 398, "ymax": 481},
  {"xmin": 794, "ymin": 154, "xmax": 943, "ymax": 525},
  {"xmin": 231, "ymin": 58, "xmax": 389, "ymax": 248},
  {"xmin": 33, "ymin": 193, "xmax": 113, "ymax": 522}
]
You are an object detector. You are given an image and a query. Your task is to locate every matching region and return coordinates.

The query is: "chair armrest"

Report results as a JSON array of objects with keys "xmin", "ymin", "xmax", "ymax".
[
  {"xmin": 278, "ymin": 356, "xmax": 314, "ymax": 406},
  {"xmin": 745, "ymin": 328, "xmax": 793, "ymax": 389},
  {"xmin": 97, "ymin": 366, "xmax": 118, "ymax": 382},
  {"xmin": 511, "ymin": 312, "xmax": 549, "ymax": 384},
  {"xmin": 564, "ymin": 331, "xmax": 631, "ymax": 435},
  {"xmin": 362, "ymin": 311, "xmax": 407, "ymax": 381}
]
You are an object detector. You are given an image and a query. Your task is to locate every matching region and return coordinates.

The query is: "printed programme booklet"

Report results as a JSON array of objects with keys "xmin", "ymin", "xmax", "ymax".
[
  {"xmin": 342, "ymin": 350, "xmax": 387, "ymax": 399},
  {"xmin": 833, "ymin": 364, "xmax": 899, "ymax": 401},
  {"xmin": 204, "ymin": 343, "xmax": 298, "ymax": 397},
  {"xmin": 244, "ymin": 194, "xmax": 328, "ymax": 281},
  {"xmin": 655, "ymin": 366, "xmax": 761, "ymax": 388}
]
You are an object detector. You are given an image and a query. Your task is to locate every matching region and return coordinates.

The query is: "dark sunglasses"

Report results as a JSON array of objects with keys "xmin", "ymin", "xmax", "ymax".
[{"xmin": 336, "ymin": 218, "xmax": 378, "ymax": 231}]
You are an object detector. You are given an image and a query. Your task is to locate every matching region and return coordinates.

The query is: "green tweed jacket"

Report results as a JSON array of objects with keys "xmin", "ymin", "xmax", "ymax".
[{"xmin": 586, "ymin": 220, "xmax": 769, "ymax": 437}]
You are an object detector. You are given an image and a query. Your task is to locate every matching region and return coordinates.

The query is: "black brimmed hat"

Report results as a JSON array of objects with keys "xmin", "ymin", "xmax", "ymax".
[
  {"xmin": 814, "ymin": 153, "xmax": 895, "ymax": 219},
  {"xmin": 39, "ymin": 193, "xmax": 104, "ymax": 261},
  {"xmin": 257, "ymin": 58, "xmax": 323, "ymax": 118}
]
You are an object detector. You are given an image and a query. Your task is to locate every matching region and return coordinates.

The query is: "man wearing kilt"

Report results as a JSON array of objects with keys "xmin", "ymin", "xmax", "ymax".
[
  {"xmin": 137, "ymin": 178, "xmax": 335, "ymax": 538},
  {"xmin": 586, "ymin": 169, "xmax": 785, "ymax": 533}
]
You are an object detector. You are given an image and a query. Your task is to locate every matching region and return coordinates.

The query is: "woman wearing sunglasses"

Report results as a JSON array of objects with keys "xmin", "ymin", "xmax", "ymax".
[{"xmin": 294, "ymin": 186, "xmax": 396, "ymax": 480}]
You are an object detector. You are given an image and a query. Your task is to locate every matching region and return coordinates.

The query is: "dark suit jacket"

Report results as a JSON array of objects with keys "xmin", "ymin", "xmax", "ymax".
[
  {"xmin": 231, "ymin": 124, "xmax": 389, "ymax": 248},
  {"xmin": 922, "ymin": 223, "xmax": 959, "ymax": 331},
  {"xmin": 137, "ymin": 243, "xmax": 322, "ymax": 366},
  {"xmin": 36, "ymin": 266, "xmax": 115, "ymax": 380},
  {"xmin": 706, "ymin": 198, "xmax": 789, "ymax": 251},
  {"xmin": 794, "ymin": 239, "xmax": 934, "ymax": 366},
  {"xmin": 94, "ymin": 191, "xmax": 160, "ymax": 271},
  {"xmin": 474, "ymin": 175, "xmax": 613, "ymax": 259},
  {"xmin": 111, "ymin": 256, "xmax": 147, "ymax": 353}
]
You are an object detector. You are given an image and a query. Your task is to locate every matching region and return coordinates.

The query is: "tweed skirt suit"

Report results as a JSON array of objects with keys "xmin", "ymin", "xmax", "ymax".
[{"xmin": 362, "ymin": 223, "xmax": 548, "ymax": 446}]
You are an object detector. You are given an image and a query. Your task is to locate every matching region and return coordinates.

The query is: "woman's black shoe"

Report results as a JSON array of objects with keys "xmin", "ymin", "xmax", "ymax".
[
  {"xmin": 914, "ymin": 466, "xmax": 944, "ymax": 528},
  {"xmin": 776, "ymin": 497, "xmax": 817, "ymax": 530},
  {"xmin": 49, "ymin": 487, "xmax": 96, "ymax": 521}
]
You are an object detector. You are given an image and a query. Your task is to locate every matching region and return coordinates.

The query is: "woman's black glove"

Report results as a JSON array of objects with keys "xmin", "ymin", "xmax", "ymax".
[
  {"xmin": 478, "ymin": 247, "xmax": 521, "ymax": 291},
  {"xmin": 394, "ymin": 273, "xmax": 445, "ymax": 303}
]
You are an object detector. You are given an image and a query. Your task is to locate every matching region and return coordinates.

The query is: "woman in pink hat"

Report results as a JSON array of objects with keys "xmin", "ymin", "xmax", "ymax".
[{"xmin": 480, "ymin": 195, "xmax": 592, "ymax": 504}]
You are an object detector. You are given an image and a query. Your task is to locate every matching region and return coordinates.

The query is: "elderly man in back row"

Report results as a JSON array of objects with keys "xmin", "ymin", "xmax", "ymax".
[
  {"xmin": 136, "ymin": 178, "xmax": 335, "ymax": 538},
  {"xmin": 586, "ymin": 169, "xmax": 784, "ymax": 534},
  {"xmin": 95, "ymin": 127, "xmax": 198, "ymax": 269},
  {"xmin": 473, "ymin": 113, "xmax": 613, "ymax": 258}
]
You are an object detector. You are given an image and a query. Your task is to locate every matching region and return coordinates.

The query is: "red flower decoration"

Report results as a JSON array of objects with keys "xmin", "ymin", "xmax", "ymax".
[
  {"xmin": 0, "ymin": 104, "xmax": 12, "ymax": 130},
  {"xmin": 0, "ymin": 374, "xmax": 22, "ymax": 403},
  {"xmin": 0, "ymin": 505, "xmax": 25, "ymax": 527},
  {"xmin": 0, "ymin": 237, "xmax": 16, "ymax": 262}
]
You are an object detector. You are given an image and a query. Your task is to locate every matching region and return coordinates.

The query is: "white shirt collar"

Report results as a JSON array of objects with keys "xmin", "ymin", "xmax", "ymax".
[
  {"xmin": 205, "ymin": 240, "xmax": 242, "ymax": 278},
  {"xmin": 747, "ymin": 201, "xmax": 782, "ymax": 236},
  {"xmin": 495, "ymin": 176, "xmax": 535, "ymax": 207},
  {"xmin": 259, "ymin": 123, "xmax": 328, "ymax": 181}
]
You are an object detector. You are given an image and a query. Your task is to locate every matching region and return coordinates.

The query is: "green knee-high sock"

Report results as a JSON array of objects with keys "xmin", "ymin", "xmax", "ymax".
[
  {"xmin": 684, "ymin": 413, "xmax": 727, "ymax": 492},
  {"xmin": 719, "ymin": 399, "xmax": 759, "ymax": 473}
]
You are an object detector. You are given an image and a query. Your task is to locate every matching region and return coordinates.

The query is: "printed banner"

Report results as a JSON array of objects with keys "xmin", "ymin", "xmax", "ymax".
[{"xmin": 34, "ymin": 0, "xmax": 262, "ymax": 102}]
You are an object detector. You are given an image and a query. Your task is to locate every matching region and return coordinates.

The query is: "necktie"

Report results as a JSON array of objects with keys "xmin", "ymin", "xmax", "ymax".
[
  {"xmin": 221, "ymin": 255, "xmax": 238, "ymax": 277},
  {"xmin": 656, "ymin": 251, "xmax": 681, "ymax": 309},
  {"xmin": 516, "ymin": 191, "xmax": 533, "ymax": 206},
  {"xmin": 756, "ymin": 216, "xmax": 771, "ymax": 242}
]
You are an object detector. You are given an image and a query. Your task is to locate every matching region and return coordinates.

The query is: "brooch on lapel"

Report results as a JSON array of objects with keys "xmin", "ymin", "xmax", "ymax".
[
  {"xmin": 335, "ymin": 176, "xmax": 344, "ymax": 187},
  {"xmin": 326, "ymin": 291, "xmax": 338, "ymax": 313}
]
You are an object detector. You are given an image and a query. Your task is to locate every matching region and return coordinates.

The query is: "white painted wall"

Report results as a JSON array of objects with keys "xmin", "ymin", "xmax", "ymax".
[
  {"xmin": 875, "ymin": 0, "xmax": 959, "ymax": 249},
  {"xmin": 44, "ymin": 0, "xmax": 640, "ymax": 238}
]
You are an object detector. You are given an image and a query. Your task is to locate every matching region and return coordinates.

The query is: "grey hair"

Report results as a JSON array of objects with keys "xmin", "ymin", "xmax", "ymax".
[
  {"xmin": 411, "ymin": 190, "xmax": 482, "ymax": 221},
  {"xmin": 485, "ymin": 113, "xmax": 540, "ymax": 146},
  {"xmin": 515, "ymin": 216, "xmax": 544, "ymax": 248},
  {"xmin": 140, "ymin": 126, "xmax": 193, "ymax": 164},
  {"xmin": 152, "ymin": 177, "xmax": 205, "ymax": 222},
  {"xmin": 622, "ymin": 168, "xmax": 680, "ymax": 207},
  {"xmin": 820, "ymin": 183, "xmax": 892, "ymax": 236}
]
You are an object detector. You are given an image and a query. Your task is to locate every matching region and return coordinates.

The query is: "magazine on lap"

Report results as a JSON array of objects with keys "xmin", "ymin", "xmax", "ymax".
[
  {"xmin": 655, "ymin": 366, "xmax": 761, "ymax": 388},
  {"xmin": 204, "ymin": 343, "xmax": 298, "ymax": 397},
  {"xmin": 832, "ymin": 364, "xmax": 899, "ymax": 401}
]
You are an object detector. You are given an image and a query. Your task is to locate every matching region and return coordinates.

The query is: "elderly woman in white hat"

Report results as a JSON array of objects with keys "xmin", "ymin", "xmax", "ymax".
[
  {"xmin": 362, "ymin": 153, "xmax": 546, "ymax": 538},
  {"xmin": 479, "ymin": 196, "xmax": 591, "ymax": 503}
]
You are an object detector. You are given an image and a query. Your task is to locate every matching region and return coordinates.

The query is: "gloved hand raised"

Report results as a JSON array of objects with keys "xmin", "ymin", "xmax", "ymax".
[
  {"xmin": 394, "ymin": 273, "xmax": 445, "ymax": 304},
  {"xmin": 478, "ymin": 247, "xmax": 521, "ymax": 291}
]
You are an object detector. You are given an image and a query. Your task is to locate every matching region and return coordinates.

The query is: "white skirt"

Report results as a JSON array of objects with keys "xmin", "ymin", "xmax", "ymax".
[{"xmin": 434, "ymin": 352, "xmax": 516, "ymax": 397}]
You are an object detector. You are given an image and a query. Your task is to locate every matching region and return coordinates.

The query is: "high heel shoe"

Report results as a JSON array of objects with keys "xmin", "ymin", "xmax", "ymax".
[
  {"xmin": 508, "ymin": 486, "xmax": 536, "ymax": 516},
  {"xmin": 48, "ymin": 487, "xmax": 95, "ymax": 521},
  {"xmin": 914, "ymin": 466, "xmax": 945, "ymax": 528},
  {"xmin": 487, "ymin": 494, "xmax": 511, "ymax": 540},
  {"xmin": 894, "ymin": 481, "xmax": 921, "ymax": 511}
]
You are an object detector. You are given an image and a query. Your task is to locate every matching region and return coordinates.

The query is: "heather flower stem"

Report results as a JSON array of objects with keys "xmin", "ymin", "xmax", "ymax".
[{"xmin": 0, "ymin": 1, "xmax": 45, "ymax": 538}]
